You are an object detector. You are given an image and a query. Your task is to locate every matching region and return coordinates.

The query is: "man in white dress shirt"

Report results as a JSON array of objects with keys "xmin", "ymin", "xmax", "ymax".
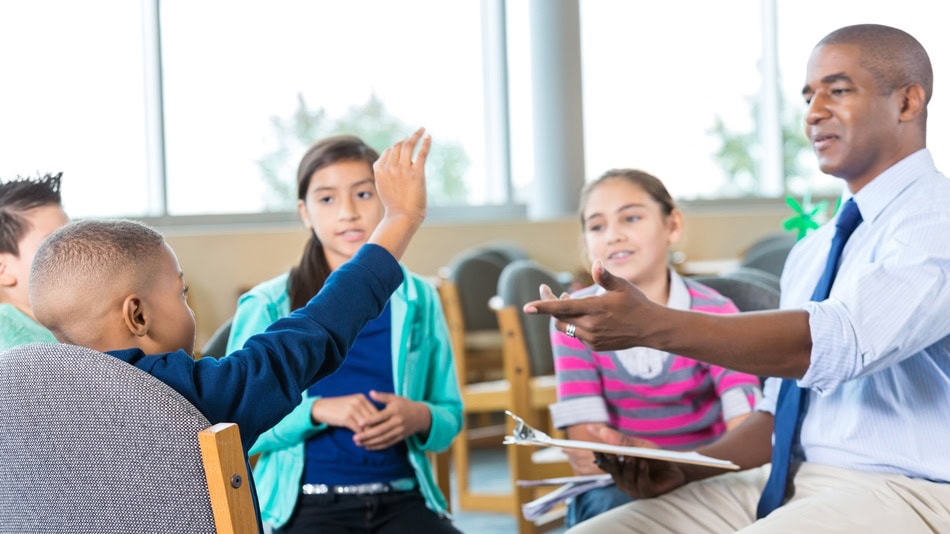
[{"xmin": 525, "ymin": 24, "xmax": 950, "ymax": 533}]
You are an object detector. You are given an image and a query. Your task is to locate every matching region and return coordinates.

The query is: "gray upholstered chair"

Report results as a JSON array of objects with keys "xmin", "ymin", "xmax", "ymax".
[
  {"xmin": 0, "ymin": 343, "xmax": 255, "ymax": 533},
  {"xmin": 692, "ymin": 271, "xmax": 781, "ymax": 312},
  {"xmin": 201, "ymin": 317, "xmax": 233, "ymax": 358},
  {"xmin": 495, "ymin": 259, "xmax": 570, "ymax": 377},
  {"xmin": 478, "ymin": 240, "xmax": 531, "ymax": 266},
  {"xmin": 443, "ymin": 248, "xmax": 510, "ymax": 332},
  {"xmin": 740, "ymin": 233, "xmax": 797, "ymax": 279},
  {"xmin": 439, "ymin": 247, "xmax": 515, "ymax": 390},
  {"xmin": 743, "ymin": 232, "xmax": 797, "ymax": 260},
  {"xmin": 726, "ymin": 266, "xmax": 782, "ymax": 293}
]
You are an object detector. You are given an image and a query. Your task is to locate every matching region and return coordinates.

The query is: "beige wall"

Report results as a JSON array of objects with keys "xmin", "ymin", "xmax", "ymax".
[{"xmin": 166, "ymin": 206, "xmax": 787, "ymax": 349}]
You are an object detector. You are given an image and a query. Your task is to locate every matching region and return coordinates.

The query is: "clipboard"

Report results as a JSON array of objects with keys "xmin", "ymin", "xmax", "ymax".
[{"xmin": 503, "ymin": 411, "xmax": 740, "ymax": 470}]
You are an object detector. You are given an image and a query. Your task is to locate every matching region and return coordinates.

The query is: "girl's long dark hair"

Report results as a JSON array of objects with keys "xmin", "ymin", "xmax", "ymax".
[{"xmin": 288, "ymin": 135, "xmax": 379, "ymax": 311}]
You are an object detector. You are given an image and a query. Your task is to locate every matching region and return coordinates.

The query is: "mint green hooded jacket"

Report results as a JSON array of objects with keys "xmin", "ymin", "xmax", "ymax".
[
  {"xmin": 226, "ymin": 268, "xmax": 462, "ymax": 529},
  {"xmin": 0, "ymin": 304, "xmax": 57, "ymax": 351}
]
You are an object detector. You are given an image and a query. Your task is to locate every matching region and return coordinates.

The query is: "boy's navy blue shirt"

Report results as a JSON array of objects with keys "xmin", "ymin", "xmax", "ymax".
[{"xmin": 106, "ymin": 244, "xmax": 403, "ymax": 450}]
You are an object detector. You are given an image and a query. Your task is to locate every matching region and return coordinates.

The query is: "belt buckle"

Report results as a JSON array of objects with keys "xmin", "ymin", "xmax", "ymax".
[
  {"xmin": 335, "ymin": 482, "xmax": 387, "ymax": 495},
  {"xmin": 302, "ymin": 478, "xmax": 416, "ymax": 496},
  {"xmin": 301, "ymin": 483, "xmax": 329, "ymax": 495}
]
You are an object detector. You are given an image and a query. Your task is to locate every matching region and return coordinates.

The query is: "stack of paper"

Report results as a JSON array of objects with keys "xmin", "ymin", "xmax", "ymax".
[{"xmin": 518, "ymin": 474, "xmax": 614, "ymax": 521}]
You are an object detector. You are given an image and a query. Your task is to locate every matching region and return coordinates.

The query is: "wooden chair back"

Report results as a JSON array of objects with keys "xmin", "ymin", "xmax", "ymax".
[{"xmin": 199, "ymin": 423, "xmax": 258, "ymax": 533}]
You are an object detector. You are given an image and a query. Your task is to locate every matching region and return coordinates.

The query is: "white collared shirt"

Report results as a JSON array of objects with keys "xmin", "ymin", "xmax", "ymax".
[
  {"xmin": 601, "ymin": 270, "xmax": 690, "ymax": 379},
  {"xmin": 759, "ymin": 148, "xmax": 950, "ymax": 481}
]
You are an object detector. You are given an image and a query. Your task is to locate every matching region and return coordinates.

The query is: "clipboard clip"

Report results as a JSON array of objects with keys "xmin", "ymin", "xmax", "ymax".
[{"xmin": 503, "ymin": 410, "xmax": 552, "ymax": 444}]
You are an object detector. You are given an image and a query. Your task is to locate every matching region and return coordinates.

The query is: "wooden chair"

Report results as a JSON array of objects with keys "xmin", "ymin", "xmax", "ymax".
[
  {"xmin": 492, "ymin": 259, "xmax": 575, "ymax": 533},
  {"xmin": 437, "ymin": 278, "xmax": 512, "ymax": 512},
  {"xmin": 0, "ymin": 343, "xmax": 257, "ymax": 533},
  {"xmin": 495, "ymin": 304, "xmax": 573, "ymax": 533},
  {"xmin": 439, "ymin": 248, "xmax": 511, "ymax": 383},
  {"xmin": 200, "ymin": 423, "xmax": 258, "ymax": 533}
]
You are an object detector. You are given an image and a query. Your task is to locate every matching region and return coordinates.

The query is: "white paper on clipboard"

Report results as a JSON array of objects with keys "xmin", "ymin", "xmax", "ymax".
[{"xmin": 503, "ymin": 411, "xmax": 739, "ymax": 470}]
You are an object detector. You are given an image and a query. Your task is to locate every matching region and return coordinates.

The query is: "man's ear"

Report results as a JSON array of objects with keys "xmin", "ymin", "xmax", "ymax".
[
  {"xmin": 899, "ymin": 83, "xmax": 926, "ymax": 122},
  {"xmin": 0, "ymin": 257, "xmax": 16, "ymax": 288},
  {"xmin": 122, "ymin": 295, "xmax": 149, "ymax": 337}
]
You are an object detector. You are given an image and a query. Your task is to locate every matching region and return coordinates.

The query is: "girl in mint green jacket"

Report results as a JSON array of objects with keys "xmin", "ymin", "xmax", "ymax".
[{"xmin": 227, "ymin": 135, "xmax": 462, "ymax": 533}]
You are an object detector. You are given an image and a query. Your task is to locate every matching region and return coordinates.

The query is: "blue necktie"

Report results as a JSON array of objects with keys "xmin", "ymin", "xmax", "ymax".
[{"xmin": 756, "ymin": 198, "xmax": 863, "ymax": 519}]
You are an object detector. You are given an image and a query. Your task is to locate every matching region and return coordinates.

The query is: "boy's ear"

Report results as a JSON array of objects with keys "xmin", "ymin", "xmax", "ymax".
[
  {"xmin": 0, "ymin": 257, "xmax": 16, "ymax": 287},
  {"xmin": 121, "ymin": 294, "xmax": 149, "ymax": 337}
]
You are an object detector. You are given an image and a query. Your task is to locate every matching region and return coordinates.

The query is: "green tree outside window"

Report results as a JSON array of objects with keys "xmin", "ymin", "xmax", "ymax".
[{"xmin": 258, "ymin": 93, "xmax": 470, "ymax": 210}]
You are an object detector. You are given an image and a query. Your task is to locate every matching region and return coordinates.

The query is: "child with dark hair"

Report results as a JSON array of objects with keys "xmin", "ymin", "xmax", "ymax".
[
  {"xmin": 0, "ymin": 172, "xmax": 68, "ymax": 350},
  {"xmin": 227, "ymin": 134, "xmax": 462, "ymax": 533}
]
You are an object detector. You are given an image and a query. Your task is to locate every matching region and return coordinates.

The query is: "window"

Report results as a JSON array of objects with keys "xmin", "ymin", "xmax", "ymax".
[
  {"xmin": 5, "ymin": 2, "xmax": 946, "ymax": 220},
  {"xmin": 159, "ymin": 0, "xmax": 490, "ymax": 215},
  {"xmin": 576, "ymin": 1, "xmax": 766, "ymax": 200},
  {"xmin": 0, "ymin": 0, "xmax": 149, "ymax": 218},
  {"xmin": 1, "ymin": 1, "xmax": 493, "ymax": 219},
  {"xmin": 572, "ymin": 1, "xmax": 948, "ymax": 201}
]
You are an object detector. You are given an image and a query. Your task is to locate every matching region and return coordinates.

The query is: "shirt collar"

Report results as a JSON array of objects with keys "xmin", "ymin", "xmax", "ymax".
[
  {"xmin": 595, "ymin": 268, "xmax": 689, "ymax": 310},
  {"xmin": 667, "ymin": 269, "xmax": 691, "ymax": 311},
  {"xmin": 849, "ymin": 148, "xmax": 934, "ymax": 224}
]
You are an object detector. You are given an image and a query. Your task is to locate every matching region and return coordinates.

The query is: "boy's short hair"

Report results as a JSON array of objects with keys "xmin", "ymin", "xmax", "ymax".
[
  {"xmin": 0, "ymin": 172, "xmax": 63, "ymax": 256},
  {"xmin": 30, "ymin": 219, "xmax": 167, "ymax": 338}
]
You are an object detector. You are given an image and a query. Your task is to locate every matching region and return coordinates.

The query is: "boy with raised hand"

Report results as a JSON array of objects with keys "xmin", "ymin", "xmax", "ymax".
[
  {"xmin": 0, "ymin": 172, "xmax": 69, "ymax": 350},
  {"xmin": 27, "ymin": 128, "xmax": 430, "ymax": 451}
]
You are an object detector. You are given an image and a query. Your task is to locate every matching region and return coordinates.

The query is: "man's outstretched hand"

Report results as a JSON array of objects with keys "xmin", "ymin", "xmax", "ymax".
[{"xmin": 524, "ymin": 260, "xmax": 661, "ymax": 351}]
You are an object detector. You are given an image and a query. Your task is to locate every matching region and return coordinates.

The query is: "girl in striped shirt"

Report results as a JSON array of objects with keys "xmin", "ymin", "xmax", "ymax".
[{"xmin": 550, "ymin": 169, "xmax": 762, "ymax": 528}]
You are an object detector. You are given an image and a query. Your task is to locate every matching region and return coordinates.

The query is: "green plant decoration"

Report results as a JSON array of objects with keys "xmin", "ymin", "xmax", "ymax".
[{"xmin": 783, "ymin": 193, "xmax": 834, "ymax": 240}]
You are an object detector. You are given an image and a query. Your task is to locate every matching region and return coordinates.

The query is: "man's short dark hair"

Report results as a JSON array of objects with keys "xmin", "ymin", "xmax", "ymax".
[
  {"xmin": 819, "ymin": 24, "xmax": 933, "ymax": 105},
  {"xmin": 0, "ymin": 172, "xmax": 63, "ymax": 256}
]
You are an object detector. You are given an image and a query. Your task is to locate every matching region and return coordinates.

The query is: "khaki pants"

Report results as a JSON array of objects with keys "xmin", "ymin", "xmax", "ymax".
[{"xmin": 568, "ymin": 463, "xmax": 950, "ymax": 533}]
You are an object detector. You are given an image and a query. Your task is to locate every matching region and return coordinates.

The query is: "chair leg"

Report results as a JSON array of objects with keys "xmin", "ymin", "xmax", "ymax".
[
  {"xmin": 453, "ymin": 421, "xmax": 513, "ymax": 512},
  {"xmin": 428, "ymin": 449, "xmax": 452, "ymax": 513},
  {"xmin": 451, "ymin": 422, "xmax": 470, "ymax": 505},
  {"xmin": 508, "ymin": 440, "xmax": 540, "ymax": 534}
]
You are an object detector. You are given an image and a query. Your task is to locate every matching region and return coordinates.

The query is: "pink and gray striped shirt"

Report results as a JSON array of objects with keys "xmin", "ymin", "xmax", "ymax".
[{"xmin": 550, "ymin": 271, "xmax": 762, "ymax": 450}]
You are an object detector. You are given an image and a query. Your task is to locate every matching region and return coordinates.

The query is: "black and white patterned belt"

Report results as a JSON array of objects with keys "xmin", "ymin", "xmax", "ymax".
[{"xmin": 301, "ymin": 477, "xmax": 417, "ymax": 496}]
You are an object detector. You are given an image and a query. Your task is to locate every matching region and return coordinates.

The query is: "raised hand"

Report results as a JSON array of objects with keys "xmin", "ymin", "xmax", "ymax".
[
  {"xmin": 374, "ymin": 127, "xmax": 431, "ymax": 223},
  {"xmin": 592, "ymin": 426, "xmax": 687, "ymax": 499},
  {"xmin": 352, "ymin": 390, "xmax": 432, "ymax": 450},
  {"xmin": 367, "ymin": 128, "xmax": 432, "ymax": 261},
  {"xmin": 524, "ymin": 259, "xmax": 659, "ymax": 352},
  {"xmin": 310, "ymin": 394, "xmax": 380, "ymax": 434}
]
